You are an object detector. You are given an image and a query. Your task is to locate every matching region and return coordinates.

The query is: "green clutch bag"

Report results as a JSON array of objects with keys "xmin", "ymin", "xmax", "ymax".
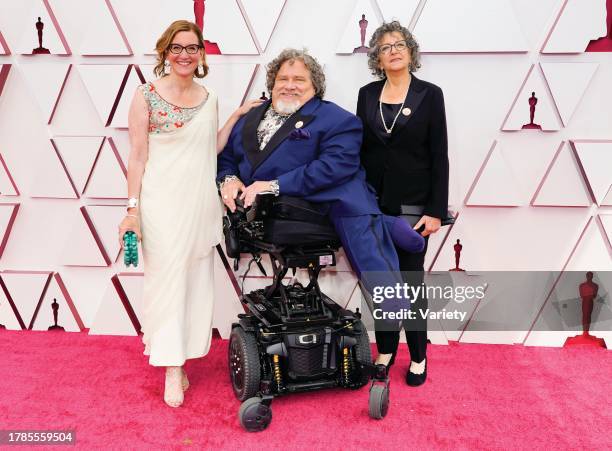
[{"xmin": 123, "ymin": 231, "xmax": 139, "ymax": 267}]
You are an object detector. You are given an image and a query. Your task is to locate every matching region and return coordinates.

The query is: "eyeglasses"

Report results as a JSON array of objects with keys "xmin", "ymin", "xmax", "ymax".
[
  {"xmin": 167, "ymin": 44, "xmax": 202, "ymax": 54},
  {"xmin": 378, "ymin": 40, "xmax": 409, "ymax": 55}
]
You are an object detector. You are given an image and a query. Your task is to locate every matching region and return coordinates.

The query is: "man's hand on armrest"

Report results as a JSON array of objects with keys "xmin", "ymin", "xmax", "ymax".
[
  {"xmin": 220, "ymin": 177, "xmax": 245, "ymax": 212},
  {"xmin": 240, "ymin": 180, "xmax": 278, "ymax": 208}
]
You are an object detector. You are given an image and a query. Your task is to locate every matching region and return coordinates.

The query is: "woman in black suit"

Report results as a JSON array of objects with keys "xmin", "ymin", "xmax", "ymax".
[{"xmin": 357, "ymin": 21, "xmax": 449, "ymax": 386}]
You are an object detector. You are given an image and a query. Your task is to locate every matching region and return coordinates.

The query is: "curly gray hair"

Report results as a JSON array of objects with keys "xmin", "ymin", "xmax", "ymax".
[
  {"xmin": 265, "ymin": 48, "xmax": 326, "ymax": 98},
  {"xmin": 367, "ymin": 21, "xmax": 421, "ymax": 79}
]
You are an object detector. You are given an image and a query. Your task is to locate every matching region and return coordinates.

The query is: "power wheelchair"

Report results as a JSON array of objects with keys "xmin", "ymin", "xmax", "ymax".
[{"xmin": 223, "ymin": 193, "xmax": 390, "ymax": 432}]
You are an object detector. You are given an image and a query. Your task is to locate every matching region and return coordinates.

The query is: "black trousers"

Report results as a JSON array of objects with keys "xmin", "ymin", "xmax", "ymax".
[{"xmin": 375, "ymin": 235, "xmax": 429, "ymax": 363}]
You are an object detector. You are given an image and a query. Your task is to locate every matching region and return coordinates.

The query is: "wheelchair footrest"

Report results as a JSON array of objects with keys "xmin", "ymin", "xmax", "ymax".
[{"xmin": 285, "ymin": 379, "xmax": 338, "ymax": 393}]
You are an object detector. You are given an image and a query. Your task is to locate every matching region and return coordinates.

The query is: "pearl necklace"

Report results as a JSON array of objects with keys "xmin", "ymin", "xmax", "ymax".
[{"xmin": 379, "ymin": 78, "xmax": 411, "ymax": 134}]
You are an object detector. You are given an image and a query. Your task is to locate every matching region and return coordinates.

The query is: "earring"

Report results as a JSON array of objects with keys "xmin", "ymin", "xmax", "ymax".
[
  {"xmin": 197, "ymin": 62, "xmax": 204, "ymax": 76},
  {"xmin": 164, "ymin": 60, "xmax": 171, "ymax": 75}
]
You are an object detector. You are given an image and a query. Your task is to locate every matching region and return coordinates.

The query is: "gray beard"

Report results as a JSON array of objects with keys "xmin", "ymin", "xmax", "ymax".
[{"xmin": 274, "ymin": 99, "xmax": 301, "ymax": 115}]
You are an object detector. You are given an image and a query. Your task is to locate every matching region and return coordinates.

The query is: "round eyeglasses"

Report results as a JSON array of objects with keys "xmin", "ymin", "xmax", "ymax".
[
  {"xmin": 167, "ymin": 44, "xmax": 202, "ymax": 55},
  {"xmin": 378, "ymin": 40, "xmax": 408, "ymax": 55}
]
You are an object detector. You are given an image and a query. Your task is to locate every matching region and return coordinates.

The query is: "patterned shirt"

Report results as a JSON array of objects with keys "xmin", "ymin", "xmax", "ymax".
[
  {"xmin": 256, "ymin": 106, "xmax": 292, "ymax": 150},
  {"xmin": 138, "ymin": 81, "xmax": 207, "ymax": 134}
]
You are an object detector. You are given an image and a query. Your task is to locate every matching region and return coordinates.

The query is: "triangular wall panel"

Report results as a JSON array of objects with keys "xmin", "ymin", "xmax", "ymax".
[
  {"xmin": 414, "ymin": 0, "xmax": 528, "ymax": 52},
  {"xmin": 89, "ymin": 275, "xmax": 139, "ymax": 336},
  {"xmin": 376, "ymin": 0, "xmax": 421, "ymax": 25},
  {"xmin": 542, "ymin": 0, "xmax": 608, "ymax": 53},
  {"xmin": 0, "ymin": 64, "xmax": 11, "ymax": 97},
  {"xmin": 30, "ymin": 140, "xmax": 78, "ymax": 199},
  {"xmin": 16, "ymin": 0, "xmax": 70, "ymax": 55},
  {"xmin": 0, "ymin": 271, "xmax": 53, "ymax": 332},
  {"xmin": 239, "ymin": 0, "xmax": 286, "ymax": 52},
  {"xmin": 572, "ymin": 140, "xmax": 612, "ymax": 206},
  {"xmin": 531, "ymin": 142, "xmax": 592, "ymax": 207},
  {"xmin": 196, "ymin": 63, "xmax": 258, "ymax": 125},
  {"xmin": 511, "ymin": 0, "xmax": 564, "ymax": 50},
  {"xmin": 585, "ymin": 0, "xmax": 612, "ymax": 52},
  {"xmin": 0, "ymin": 153, "xmax": 19, "ymax": 196},
  {"xmin": 600, "ymin": 214, "xmax": 612, "ymax": 248},
  {"xmin": 465, "ymin": 141, "xmax": 523, "ymax": 206},
  {"xmin": 60, "ymin": 208, "xmax": 109, "ymax": 267},
  {"xmin": 109, "ymin": 65, "xmax": 144, "ymax": 128},
  {"xmin": 83, "ymin": 139, "xmax": 127, "ymax": 199},
  {"xmin": 0, "ymin": 204, "xmax": 20, "ymax": 260},
  {"xmin": 51, "ymin": 136, "xmax": 105, "ymax": 195},
  {"xmin": 541, "ymin": 62, "xmax": 599, "ymax": 126},
  {"xmin": 0, "ymin": 280, "xmax": 23, "ymax": 330},
  {"xmin": 117, "ymin": 273, "xmax": 143, "ymax": 325},
  {"xmin": 336, "ymin": 0, "xmax": 382, "ymax": 54},
  {"xmin": 603, "ymin": 185, "xmax": 612, "ymax": 207},
  {"xmin": 79, "ymin": 0, "xmax": 132, "ymax": 56},
  {"xmin": 30, "ymin": 273, "xmax": 84, "ymax": 331},
  {"xmin": 107, "ymin": 133, "xmax": 129, "ymax": 169},
  {"xmin": 77, "ymin": 64, "xmax": 129, "ymax": 126},
  {"xmin": 0, "ymin": 30, "xmax": 10, "ymax": 55},
  {"xmin": 20, "ymin": 63, "xmax": 71, "ymax": 124},
  {"xmin": 86, "ymin": 205, "xmax": 127, "ymax": 265},
  {"xmin": 502, "ymin": 65, "xmax": 562, "ymax": 131},
  {"xmin": 565, "ymin": 217, "xmax": 612, "ymax": 271}
]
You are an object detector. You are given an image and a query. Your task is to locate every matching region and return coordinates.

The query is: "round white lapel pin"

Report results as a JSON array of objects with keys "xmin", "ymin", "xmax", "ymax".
[
  {"xmin": 295, "ymin": 121, "xmax": 304, "ymax": 129},
  {"xmin": 402, "ymin": 107, "xmax": 412, "ymax": 116}
]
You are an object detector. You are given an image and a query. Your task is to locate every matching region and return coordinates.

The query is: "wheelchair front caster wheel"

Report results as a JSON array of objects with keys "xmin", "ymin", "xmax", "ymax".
[
  {"xmin": 368, "ymin": 384, "xmax": 389, "ymax": 419},
  {"xmin": 238, "ymin": 397, "xmax": 272, "ymax": 432}
]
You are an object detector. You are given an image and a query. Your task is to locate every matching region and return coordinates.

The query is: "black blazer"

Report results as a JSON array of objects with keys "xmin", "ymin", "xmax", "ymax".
[{"xmin": 357, "ymin": 76, "xmax": 449, "ymax": 218}]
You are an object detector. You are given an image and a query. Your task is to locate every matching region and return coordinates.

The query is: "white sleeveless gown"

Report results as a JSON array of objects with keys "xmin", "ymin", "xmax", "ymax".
[{"xmin": 139, "ymin": 90, "xmax": 223, "ymax": 366}]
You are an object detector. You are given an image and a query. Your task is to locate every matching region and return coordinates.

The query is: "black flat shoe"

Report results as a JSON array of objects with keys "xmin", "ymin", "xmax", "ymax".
[{"xmin": 406, "ymin": 361, "xmax": 427, "ymax": 386}]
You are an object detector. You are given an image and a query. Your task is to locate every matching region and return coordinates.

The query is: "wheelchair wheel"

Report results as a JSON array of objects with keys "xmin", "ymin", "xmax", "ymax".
[
  {"xmin": 351, "ymin": 322, "xmax": 372, "ymax": 388},
  {"xmin": 229, "ymin": 326, "xmax": 261, "ymax": 401},
  {"xmin": 368, "ymin": 384, "xmax": 390, "ymax": 419},
  {"xmin": 238, "ymin": 396, "xmax": 272, "ymax": 432}
]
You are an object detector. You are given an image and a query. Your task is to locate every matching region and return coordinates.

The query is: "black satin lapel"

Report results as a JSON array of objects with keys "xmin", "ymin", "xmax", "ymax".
[
  {"xmin": 251, "ymin": 113, "xmax": 315, "ymax": 172},
  {"xmin": 390, "ymin": 84, "xmax": 426, "ymax": 138},
  {"xmin": 366, "ymin": 81, "xmax": 386, "ymax": 146},
  {"xmin": 242, "ymin": 100, "xmax": 270, "ymax": 169}
]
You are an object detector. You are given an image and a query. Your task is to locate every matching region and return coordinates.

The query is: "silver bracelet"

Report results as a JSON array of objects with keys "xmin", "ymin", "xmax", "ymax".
[
  {"xmin": 219, "ymin": 174, "xmax": 241, "ymax": 190},
  {"xmin": 126, "ymin": 214, "xmax": 139, "ymax": 219},
  {"xmin": 269, "ymin": 179, "xmax": 280, "ymax": 196}
]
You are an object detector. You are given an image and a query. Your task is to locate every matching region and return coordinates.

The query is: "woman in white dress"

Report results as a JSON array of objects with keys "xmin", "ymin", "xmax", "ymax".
[{"xmin": 118, "ymin": 20, "xmax": 261, "ymax": 408}]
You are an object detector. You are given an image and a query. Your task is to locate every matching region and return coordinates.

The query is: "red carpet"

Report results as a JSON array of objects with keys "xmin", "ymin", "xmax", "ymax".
[{"xmin": 0, "ymin": 329, "xmax": 610, "ymax": 450}]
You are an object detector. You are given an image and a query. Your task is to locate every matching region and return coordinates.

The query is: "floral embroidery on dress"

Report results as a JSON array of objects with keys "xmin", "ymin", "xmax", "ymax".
[{"xmin": 138, "ymin": 82, "xmax": 207, "ymax": 134}]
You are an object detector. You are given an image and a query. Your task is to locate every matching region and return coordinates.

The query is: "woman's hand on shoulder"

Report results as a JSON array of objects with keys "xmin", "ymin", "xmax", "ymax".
[{"xmin": 234, "ymin": 98, "xmax": 265, "ymax": 118}]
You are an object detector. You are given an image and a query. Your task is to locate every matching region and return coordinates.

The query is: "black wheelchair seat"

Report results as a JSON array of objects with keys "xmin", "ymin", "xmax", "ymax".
[
  {"xmin": 224, "ymin": 194, "xmax": 340, "ymax": 257},
  {"xmin": 263, "ymin": 218, "xmax": 339, "ymax": 246}
]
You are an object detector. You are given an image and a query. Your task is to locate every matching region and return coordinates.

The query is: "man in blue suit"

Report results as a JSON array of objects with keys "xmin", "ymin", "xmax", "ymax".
[{"xmin": 217, "ymin": 49, "xmax": 423, "ymax": 359}]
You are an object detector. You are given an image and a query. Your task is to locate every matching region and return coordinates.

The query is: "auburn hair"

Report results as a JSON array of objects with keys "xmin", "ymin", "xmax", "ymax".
[{"xmin": 153, "ymin": 20, "xmax": 209, "ymax": 78}]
